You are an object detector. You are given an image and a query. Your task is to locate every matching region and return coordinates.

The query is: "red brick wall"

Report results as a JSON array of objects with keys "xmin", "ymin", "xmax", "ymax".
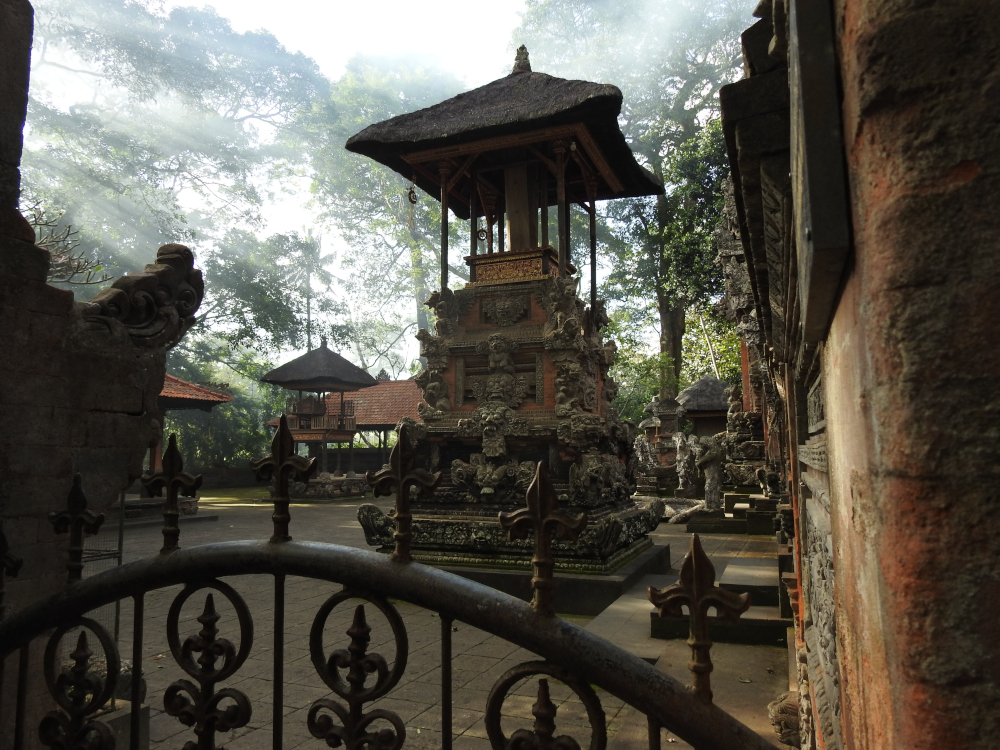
[{"xmin": 826, "ymin": 1, "xmax": 1000, "ymax": 746}]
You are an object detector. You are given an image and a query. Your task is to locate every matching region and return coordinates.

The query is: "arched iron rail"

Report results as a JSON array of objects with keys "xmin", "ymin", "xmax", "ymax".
[{"xmin": 0, "ymin": 540, "xmax": 773, "ymax": 750}]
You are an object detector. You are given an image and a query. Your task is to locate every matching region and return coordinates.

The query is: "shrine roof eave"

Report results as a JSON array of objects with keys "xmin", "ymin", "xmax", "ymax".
[
  {"xmin": 260, "ymin": 377, "xmax": 373, "ymax": 394},
  {"xmin": 260, "ymin": 340, "xmax": 377, "ymax": 393},
  {"xmin": 345, "ymin": 71, "xmax": 663, "ymax": 219}
]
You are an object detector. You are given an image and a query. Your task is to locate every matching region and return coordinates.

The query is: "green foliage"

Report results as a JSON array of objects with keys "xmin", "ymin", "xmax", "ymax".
[
  {"xmin": 605, "ymin": 119, "xmax": 730, "ymax": 310},
  {"xmin": 23, "ymin": 0, "xmax": 327, "ymax": 273},
  {"xmin": 515, "ymin": 0, "xmax": 751, "ymax": 393},
  {"xmin": 679, "ymin": 308, "xmax": 743, "ymax": 387},
  {"xmin": 300, "ymin": 56, "xmax": 467, "ymax": 331},
  {"xmin": 165, "ymin": 338, "xmax": 285, "ymax": 468}
]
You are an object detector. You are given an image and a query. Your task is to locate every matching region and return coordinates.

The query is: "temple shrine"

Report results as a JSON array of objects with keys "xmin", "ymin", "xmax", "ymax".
[
  {"xmin": 261, "ymin": 338, "xmax": 376, "ymax": 476},
  {"xmin": 349, "ymin": 48, "xmax": 666, "ymax": 574}
]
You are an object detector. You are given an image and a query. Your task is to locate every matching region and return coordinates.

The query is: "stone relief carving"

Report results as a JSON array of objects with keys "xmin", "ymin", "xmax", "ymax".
[
  {"xmin": 568, "ymin": 449, "xmax": 629, "ymax": 508},
  {"xmin": 802, "ymin": 504, "xmax": 842, "ymax": 749},
  {"xmin": 470, "ymin": 372, "xmax": 528, "ymax": 408},
  {"xmin": 482, "ymin": 295, "xmax": 528, "ymax": 326},
  {"xmin": 476, "ymin": 332, "xmax": 518, "ymax": 374},
  {"xmin": 80, "ymin": 243, "xmax": 204, "ymax": 348},
  {"xmin": 450, "ymin": 454, "xmax": 535, "ymax": 500},
  {"xmin": 396, "ymin": 417, "xmax": 427, "ymax": 447},
  {"xmin": 456, "ymin": 402, "xmax": 529, "ymax": 457},
  {"xmin": 556, "ymin": 413, "xmax": 604, "ymax": 451},
  {"xmin": 554, "ymin": 361, "xmax": 583, "ymax": 416}
]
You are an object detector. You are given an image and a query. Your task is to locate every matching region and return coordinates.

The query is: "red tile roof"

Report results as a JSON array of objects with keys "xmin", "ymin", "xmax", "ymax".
[
  {"xmin": 328, "ymin": 380, "xmax": 422, "ymax": 429},
  {"xmin": 160, "ymin": 374, "xmax": 233, "ymax": 410}
]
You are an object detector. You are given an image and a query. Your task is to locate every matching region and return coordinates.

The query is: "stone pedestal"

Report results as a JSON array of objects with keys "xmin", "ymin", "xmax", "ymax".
[{"xmin": 359, "ymin": 276, "xmax": 662, "ymax": 571}]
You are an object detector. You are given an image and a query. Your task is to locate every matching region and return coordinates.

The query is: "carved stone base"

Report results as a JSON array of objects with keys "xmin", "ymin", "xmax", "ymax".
[
  {"xmin": 288, "ymin": 476, "xmax": 368, "ymax": 499},
  {"xmin": 358, "ymin": 498, "xmax": 663, "ymax": 574}
]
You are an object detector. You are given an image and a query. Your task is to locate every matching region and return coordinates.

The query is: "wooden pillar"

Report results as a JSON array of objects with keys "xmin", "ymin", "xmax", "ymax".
[
  {"xmin": 347, "ymin": 438, "xmax": 356, "ymax": 477},
  {"xmin": 497, "ymin": 197, "xmax": 505, "ymax": 253},
  {"xmin": 540, "ymin": 168, "xmax": 549, "ymax": 247},
  {"xmin": 554, "ymin": 141, "xmax": 568, "ymax": 276},
  {"xmin": 321, "ymin": 439, "xmax": 328, "ymax": 474},
  {"xmin": 586, "ymin": 175, "xmax": 598, "ymax": 310},
  {"xmin": 469, "ymin": 172, "xmax": 478, "ymax": 257},
  {"xmin": 335, "ymin": 442, "xmax": 343, "ymax": 477},
  {"xmin": 439, "ymin": 160, "xmax": 452, "ymax": 290}
]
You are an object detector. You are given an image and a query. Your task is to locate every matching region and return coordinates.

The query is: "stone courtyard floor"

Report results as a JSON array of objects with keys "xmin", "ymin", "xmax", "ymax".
[{"xmin": 106, "ymin": 489, "xmax": 789, "ymax": 749}]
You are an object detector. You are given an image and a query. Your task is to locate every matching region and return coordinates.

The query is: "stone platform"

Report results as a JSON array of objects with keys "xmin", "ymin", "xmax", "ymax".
[{"xmin": 438, "ymin": 542, "xmax": 671, "ymax": 616}]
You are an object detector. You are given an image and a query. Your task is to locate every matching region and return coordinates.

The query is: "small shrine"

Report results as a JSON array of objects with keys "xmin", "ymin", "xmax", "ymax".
[
  {"xmin": 349, "ymin": 48, "xmax": 666, "ymax": 574},
  {"xmin": 261, "ymin": 338, "xmax": 376, "ymax": 484}
]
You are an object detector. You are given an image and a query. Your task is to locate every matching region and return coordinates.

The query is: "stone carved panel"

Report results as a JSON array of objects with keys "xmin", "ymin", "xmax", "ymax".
[
  {"xmin": 456, "ymin": 402, "xmax": 529, "ymax": 457},
  {"xmin": 426, "ymin": 287, "xmax": 474, "ymax": 337},
  {"xmin": 807, "ymin": 375, "xmax": 825, "ymax": 434},
  {"xmin": 801, "ymin": 499, "xmax": 842, "ymax": 749},
  {"xmin": 450, "ymin": 454, "xmax": 535, "ymax": 501},
  {"xmin": 482, "ymin": 295, "xmax": 528, "ymax": 326}
]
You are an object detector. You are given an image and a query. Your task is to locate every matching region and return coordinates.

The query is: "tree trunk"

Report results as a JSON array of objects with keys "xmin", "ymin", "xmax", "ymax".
[{"xmin": 657, "ymin": 294, "xmax": 686, "ymax": 401}]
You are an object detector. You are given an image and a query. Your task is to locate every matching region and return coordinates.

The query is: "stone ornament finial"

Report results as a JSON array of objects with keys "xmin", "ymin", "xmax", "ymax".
[
  {"xmin": 512, "ymin": 45, "xmax": 532, "ymax": 74},
  {"xmin": 80, "ymin": 243, "xmax": 204, "ymax": 349}
]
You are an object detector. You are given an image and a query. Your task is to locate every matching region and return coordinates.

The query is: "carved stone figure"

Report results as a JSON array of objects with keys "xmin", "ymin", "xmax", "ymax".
[
  {"xmin": 554, "ymin": 362, "xmax": 582, "ymax": 416},
  {"xmin": 726, "ymin": 383, "xmax": 743, "ymax": 422},
  {"xmin": 768, "ymin": 692, "xmax": 801, "ymax": 748},
  {"xmin": 696, "ymin": 433, "xmax": 725, "ymax": 512},
  {"xmin": 674, "ymin": 433, "xmax": 699, "ymax": 498},
  {"xmin": 81, "ymin": 243, "xmax": 204, "ymax": 348},
  {"xmin": 757, "ymin": 466, "xmax": 782, "ymax": 497},
  {"xmin": 456, "ymin": 401, "xmax": 529, "ymax": 457},
  {"xmin": 416, "ymin": 328, "xmax": 449, "ymax": 370},
  {"xmin": 471, "ymin": 371, "xmax": 528, "ymax": 408},
  {"xmin": 426, "ymin": 287, "xmax": 474, "ymax": 337},
  {"xmin": 416, "ymin": 369, "xmax": 450, "ymax": 420},
  {"xmin": 634, "ymin": 434, "xmax": 657, "ymax": 470}
]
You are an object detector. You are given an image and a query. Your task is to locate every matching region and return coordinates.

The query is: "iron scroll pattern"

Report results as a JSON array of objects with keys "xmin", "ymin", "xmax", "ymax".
[
  {"xmin": 485, "ymin": 661, "xmax": 607, "ymax": 750},
  {"xmin": 163, "ymin": 580, "xmax": 254, "ymax": 749},
  {"xmin": 39, "ymin": 617, "xmax": 120, "ymax": 750},
  {"xmin": 307, "ymin": 591, "xmax": 409, "ymax": 750}
]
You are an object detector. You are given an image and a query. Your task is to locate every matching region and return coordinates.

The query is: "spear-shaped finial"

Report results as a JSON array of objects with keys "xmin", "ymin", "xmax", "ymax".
[
  {"xmin": 142, "ymin": 433, "xmax": 202, "ymax": 554},
  {"xmin": 251, "ymin": 414, "xmax": 317, "ymax": 542},
  {"xmin": 366, "ymin": 423, "xmax": 441, "ymax": 561},
  {"xmin": 499, "ymin": 463, "xmax": 587, "ymax": 616},
  {"xmin": 49, "ymin": 474, "xmax": 104, "ymax": 584},
  {"xmin": 0, "ymin": 519, "xmax": 23, "ymax": 621},
  {"xmin": 647, "ymin": 534, "xmax": 751, "ymax": 703}
]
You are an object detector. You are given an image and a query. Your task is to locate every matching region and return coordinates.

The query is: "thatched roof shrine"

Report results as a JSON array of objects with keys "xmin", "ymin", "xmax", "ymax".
[
  {"xmin": 346, "ymin": 49, "xmax": 663, "ymax": 220},
  {"xmin": 677, "ymin": 376, "xmax": 728, "ymax": 412},
  {"xmin": 261, "ymin": 338, "xmax": 376, "ymax": 393}
]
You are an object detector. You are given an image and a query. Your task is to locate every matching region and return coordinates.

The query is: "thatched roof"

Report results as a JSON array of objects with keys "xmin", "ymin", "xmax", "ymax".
[
  {"xmin": 346, "ymin": 50, "xmax": 663, "ymax": 218},
  {"xmin": 677, "ymin": 376, "xmax": 729, "ymax": 412},
  {"xmin": 261, "ymin": 339, "xmax": 377, "ymax": 393}
]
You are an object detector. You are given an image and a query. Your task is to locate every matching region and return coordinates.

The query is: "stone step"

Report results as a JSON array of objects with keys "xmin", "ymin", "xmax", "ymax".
[
  {"xmin": 685, "ymin": 516, "xmax": 748, "ymax": 534},
  {"xmin": 650, "ymin": 604, "xmax": 791, "ymax": 646},
  {"xmin": 585, "ymin": 573, "xmax": 677, "ymax": 663},
  {"xmin": 720, "ymin": 557, "xmax": 780, "ymax": 606}
]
